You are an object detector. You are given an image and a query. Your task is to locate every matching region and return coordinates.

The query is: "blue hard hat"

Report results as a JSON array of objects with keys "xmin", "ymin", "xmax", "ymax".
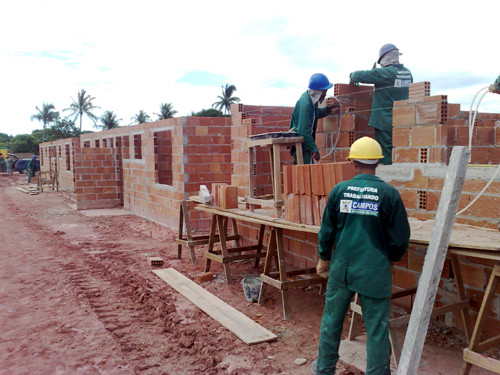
[
  {"xmin": 308, "ymin": 73, "xmax": 333, "ymax": 90},
  {"xmin": 32, "ymin": 155, "xmax": 37, "ymax": 159},
  {"xmin": 378, "ymin": 43, "xmax": 399, "ymax": 64}
]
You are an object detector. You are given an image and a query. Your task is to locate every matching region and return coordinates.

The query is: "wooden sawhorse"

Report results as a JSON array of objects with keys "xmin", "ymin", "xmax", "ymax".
[
  {"xmin": 177, "ymin": 200, "xmax": 240, "ymax": 264},
  {"xmin": 204, "ymin": 212, "xmax": 266, "ymax": 283},
  {"xmin": 246, "ymin": 135, "xmax": 304, "ymax": 217},
  {"xmin": 258, "ymin": 227, "xmax": 326, "ymax": 320},
  {"xmin": 461, "ymin": 263, "xmax": 500, "ymax": 374}
]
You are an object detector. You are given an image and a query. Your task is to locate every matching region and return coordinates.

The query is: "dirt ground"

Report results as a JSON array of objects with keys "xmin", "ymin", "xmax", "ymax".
[{"xmin": 0, "ymin": 173, "xmax": 364, "ymax": 375}]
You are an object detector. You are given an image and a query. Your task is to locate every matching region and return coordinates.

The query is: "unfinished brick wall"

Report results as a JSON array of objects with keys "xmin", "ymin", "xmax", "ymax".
[
  {"xmin": 39, "ymin": 137, "xmax": 80, "ymax": 191},
  {"xmin": 393, "ymin": 82, "xmax": 500, "ymax": 164},
  {"xmin": 77, "ymin": 117, "xmax": 232, "ymax": 229},
  {"xmin": 73, "ymin": 147, "xmax": 120, "ymax": 210}
]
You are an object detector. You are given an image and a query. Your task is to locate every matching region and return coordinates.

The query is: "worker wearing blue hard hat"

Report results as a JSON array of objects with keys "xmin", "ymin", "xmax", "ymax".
[
  {"xmin": 349, "ymin": 43, "xmax": 413, "ymax": 165},
  {"xmin": 289, "ymin": 73, "xmax": 340, "ymax": 164}
]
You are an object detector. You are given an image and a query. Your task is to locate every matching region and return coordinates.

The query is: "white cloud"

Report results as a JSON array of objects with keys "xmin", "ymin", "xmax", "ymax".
[{"xmin": 1, "ymin": 0, "xmax": 499, "ymax": 135}]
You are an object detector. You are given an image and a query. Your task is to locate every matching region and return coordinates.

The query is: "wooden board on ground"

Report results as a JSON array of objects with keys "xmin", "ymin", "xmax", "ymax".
[
  {"xmin": 15, "ymin": 186, "xmax": 39, "ymax": 195},
  {"xmin": 152, "ymin": 268, "xmax": 277, "ymax": 345}
]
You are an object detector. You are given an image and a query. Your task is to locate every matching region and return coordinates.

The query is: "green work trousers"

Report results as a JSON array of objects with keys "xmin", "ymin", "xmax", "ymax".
[
  {"xmin": 374, "ymin": 128, "xmax": 392, "ymax": 165},
  {"xmin": 316, "ymin": 285, "xmax": 391, "ymax": 375},
  {"xmin": 28, "ymin": 170, "xmax": 35, "ymax": 183}
]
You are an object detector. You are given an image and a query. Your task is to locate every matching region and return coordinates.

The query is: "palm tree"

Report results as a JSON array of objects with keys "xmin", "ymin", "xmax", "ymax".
[
  {"xmin": 97, "ymin": 111, "xmax": 121, "ymax": 130},
  {"xmin": 154, "ymin": 102, "xmax": 177, "ymax": 120},
  {"xmin": 212, "ymin": 83, "xmax": 241, "ymax": 115},
  {"xmin": 130, "ymin": 110, "xmax": 151, "ymax": 124},
  {"xmin": 31, "ymin": 103, "xmax": 59, "ymax": 142},
  {"xmin": 63, "ymin": 89, "xmax": 100, "ymax": 132}
]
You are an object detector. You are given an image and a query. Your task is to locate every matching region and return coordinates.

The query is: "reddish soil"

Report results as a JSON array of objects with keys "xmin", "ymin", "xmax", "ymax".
[{"xmin": 0, "ymin": 174, "xmax": 362, "ymax": 375}]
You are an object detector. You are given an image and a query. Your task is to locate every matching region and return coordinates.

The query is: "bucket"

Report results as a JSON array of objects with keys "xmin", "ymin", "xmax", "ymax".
[{"xmin": 241, "ymin": 276, "xmax": 262, "ymax": 302}]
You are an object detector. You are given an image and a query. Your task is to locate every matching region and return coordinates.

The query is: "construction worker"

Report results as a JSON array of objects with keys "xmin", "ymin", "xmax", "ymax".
[
  {"xmin": 289, "ymin": 73, "xmax": 339, "ymax": 164},
  {"xmin": 490, "ymin": 75, "xmax": 500, "ymax": 94},
  {"xmin": 312, "ymin": 137, "xmax": 410, "ymax": 375},
  {"xmin": 349, "ymin": 43, "xmax": 413, "ymax": 165},
  {"xmin": 5, "ymin": 156, "xmax": 13, "ymax": 175},
  {"xmin": 0, "ymin": 154, "xmax": 5, "ymax": 173},
  {"xmin": 27, "ymin": 155, "xmax": 37, "ymax": 184}
]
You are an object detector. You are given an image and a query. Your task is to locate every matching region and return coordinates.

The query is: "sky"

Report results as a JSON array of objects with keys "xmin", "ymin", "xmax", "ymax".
[{"xmin": 1, "ymin": 0, "xmax": 499, "ymax": 136}]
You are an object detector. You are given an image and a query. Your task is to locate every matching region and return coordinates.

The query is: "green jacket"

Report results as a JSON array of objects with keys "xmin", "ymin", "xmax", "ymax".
[
  {"xmin": 28, "ymin": 158, "xmax": 36, "ymax": 173},
  {"xmin": 494, "ymin": 75, "xmax": 500, "ymax": 90},
  {"xmin": 318, "ymin": 174, "xmax": 410, "ymax": 298},
  {"xmin": 350, "ymin": 64, "xmax": 412, "ymax": 132},
  {"xmin": 289, "ymin": 91, "xmax": 329, "ymax": 153}
]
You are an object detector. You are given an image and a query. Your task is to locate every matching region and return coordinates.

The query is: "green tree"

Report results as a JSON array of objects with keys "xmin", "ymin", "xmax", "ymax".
[
  {"xmin": 63, "ymin": 89, "xmax": 100, "ymax": 132},
  {"xmin": 130, "ymin": 110, "xmax": 150, "ymax": 124},
  {"xmin": 97, "ymin": 110, "xmax": 121, "ymax": 130},
  {"xmin": 30, "ymin": 103, "xmax": 59, "ymax": 142},
  {"xmin": 190, "ymin": 108, "xmax": 226, "ymax": 117},
  {"xmin": 212, "ymin": 83, "xmax": 240, "ymax": 115},
  {"xmin": 10, "ymin": 134, "xmax": 39, "ymax": 154},
  {"xmin": 0, "ymin": 133, "xmax": 13, "ymax": 148},
  {"xmin": 154, "ymin": 102, "xmax": 177, "ymax": 120}
]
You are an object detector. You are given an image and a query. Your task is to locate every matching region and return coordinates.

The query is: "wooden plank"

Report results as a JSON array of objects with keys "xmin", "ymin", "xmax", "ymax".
[
  {"xmin": 195, "ymin": 204, "xmax": 319, "ymax": 233},
  {"xmin": 463, "ymin": 349, "xmax": 500, "ymax": 373},
  {"xmin": 246, "ymin": 136, "xmax": 304, "ymax": 148},
  {"xmin": 153, "ymin": 268, "xmax": 277, "ymax": 345},
  {"xmin": 397, "ymin": 147, "xmax": 470, "ymax": 375}
]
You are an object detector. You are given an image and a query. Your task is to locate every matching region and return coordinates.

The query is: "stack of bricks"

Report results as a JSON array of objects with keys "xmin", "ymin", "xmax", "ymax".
[
  {"xmin": 392, "ymin": 81, "xmax": 500, "ymax": 164},
  {"xmin": 319, "ymin": 84, "xmax": 374, "ymax": 163},
  {"xmin": 283, "ymin": 162, "xmax": 355, "ymax": 225},
  {"xmin": 211, "ymin": 183, "xmax": 239, "ymax": 209}
]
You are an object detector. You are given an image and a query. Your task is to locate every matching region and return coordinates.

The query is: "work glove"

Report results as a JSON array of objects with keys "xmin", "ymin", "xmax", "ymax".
[
  {"xmin": 325, "ymin": 103, "xmax": 339, "ymax": 114},
  {"xmin": 312, "ymin": 151, "xmax": 320, "ymax": 163},
  {"xmin": 316, "ymin": 259, "xmax": 330, "ymax": 279}
]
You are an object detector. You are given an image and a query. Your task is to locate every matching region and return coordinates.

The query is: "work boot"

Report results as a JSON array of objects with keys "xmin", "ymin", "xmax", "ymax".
[{"xmin": 312, "ymin": 358, "xmax": 335, "ymax": 375}]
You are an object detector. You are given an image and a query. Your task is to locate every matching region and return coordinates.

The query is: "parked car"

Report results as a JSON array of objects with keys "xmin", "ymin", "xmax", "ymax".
[{"xmin": 13, "ymin": 159, "xmax": 40, "ymax": 174}]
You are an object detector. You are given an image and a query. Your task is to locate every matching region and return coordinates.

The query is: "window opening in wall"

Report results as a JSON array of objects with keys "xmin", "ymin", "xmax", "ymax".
[
  {"xmin": 419, "ymin": 148, "xmax": 428, "ymax": 163},
  {"xmin": 65, "ymin": 144, "xmax": 70, "ymax": 170},
  {"xmin": 41, "ymin": 148, "xmax": 44, "ymax": 165},
  {"xmin": 95, "ymin": 139, "xmax": 100, "ymax": 148},
  {"xmin": 418, "ymin": 190, "xmax": 427, "ymax": 210},
  {"xmin": 154, "ymin": 130, "xmax": 173, "ymax": 185},
  {"xmin": 58, "ymin": 145, "xmax": 61, "ymax": 158},
  {"xmin": 134, "ymin": 134, "xmax": 142, "ymax": 159},
  {"xmin": 108, "ymin": 138, "xmax": 114, "ymax": 148},
  {"xmin": 122, "ymin": 136, "xmax": 130, "ymax": 159},
  {"xmin": 103, "ymin": 139, "xmax": 107, "ymax": 147},
  {"xmin": 83, "ymin": 141, "xmax": 90, "ymax": 148}
]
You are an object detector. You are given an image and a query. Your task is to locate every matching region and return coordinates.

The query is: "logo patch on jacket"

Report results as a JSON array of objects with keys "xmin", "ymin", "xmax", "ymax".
[{"xmin": 340, "ymin": 200, "xmax": 379, "ymax": 216}]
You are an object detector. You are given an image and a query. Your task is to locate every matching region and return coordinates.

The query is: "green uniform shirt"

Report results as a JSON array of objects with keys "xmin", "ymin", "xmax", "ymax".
[
  {"xmin": 350, "ymin": 64, "xmax": 413, "ymax": 132},
  {"xmin": 28, "ymin": 159, "xmax": 36, "ymax": 172},
  {"xmin": 318, "ymin": 174, "xmax": 410, "ymax": 298},
  {"xmin": 289, "ymin": 91, "xmax": 329, "ymax": 153},
  {"xmin": 494, "ymin": 75, "xmax": 500, "ymax": 90}
]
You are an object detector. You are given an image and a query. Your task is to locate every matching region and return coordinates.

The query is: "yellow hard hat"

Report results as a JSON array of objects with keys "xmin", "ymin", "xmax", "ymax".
[{"xmin": 347, "ymin": 136, "xmax": 384, "ymax": 160}]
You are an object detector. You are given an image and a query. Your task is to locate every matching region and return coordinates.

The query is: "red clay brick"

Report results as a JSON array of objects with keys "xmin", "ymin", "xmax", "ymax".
[
  {"xmin": 393, "ymin": 148, "xmax": 419, "ymax": 163},
  {"xmin": 412, "ymin": 125, "xmax": 436, "ymax": 146},
  {"xmin": 393, "ymin": 127, "xmax": 410, "ymax": 147}
]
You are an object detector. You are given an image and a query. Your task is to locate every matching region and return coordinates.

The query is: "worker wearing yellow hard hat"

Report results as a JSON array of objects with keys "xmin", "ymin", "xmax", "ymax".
[
  {"xmin": 313, "ymin": 137, "xmax": 410, "ymax": 375},
  {"xmin": 349, "ymin": 44, "xmax": 413, "ymax": 165}
]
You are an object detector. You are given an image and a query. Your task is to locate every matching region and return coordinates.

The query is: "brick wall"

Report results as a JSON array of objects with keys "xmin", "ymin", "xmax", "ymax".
[
  {"xmin": 39, "ymin": 137, "xmax": 80, "ymax": 192},
  {"xmin": 74, "ymin": 147, "xmax": 120, "ymax": 209}
]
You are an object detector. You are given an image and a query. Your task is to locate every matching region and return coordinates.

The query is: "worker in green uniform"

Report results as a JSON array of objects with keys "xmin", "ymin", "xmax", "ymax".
[
  {"xmin": 490, "ymin": 75, "xmax": 500, "ymax": 94},
  {"xmin": 0, "ymin": 154, "xmax": 5, "ymax": 173},
  {"xmin": 289, "ymin": 73, "xmax": 339, "ymax": 164},
  {"xmin": 312, "ymin": 137, "xmax": 410, "ymax": 375},
  {"xmin": 350, "ymin": 44, "xmax": 413, "ymax": 165},
  {"xmin": 27, "ymin": 155, "xmax": 37, "ymax": 184}
]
